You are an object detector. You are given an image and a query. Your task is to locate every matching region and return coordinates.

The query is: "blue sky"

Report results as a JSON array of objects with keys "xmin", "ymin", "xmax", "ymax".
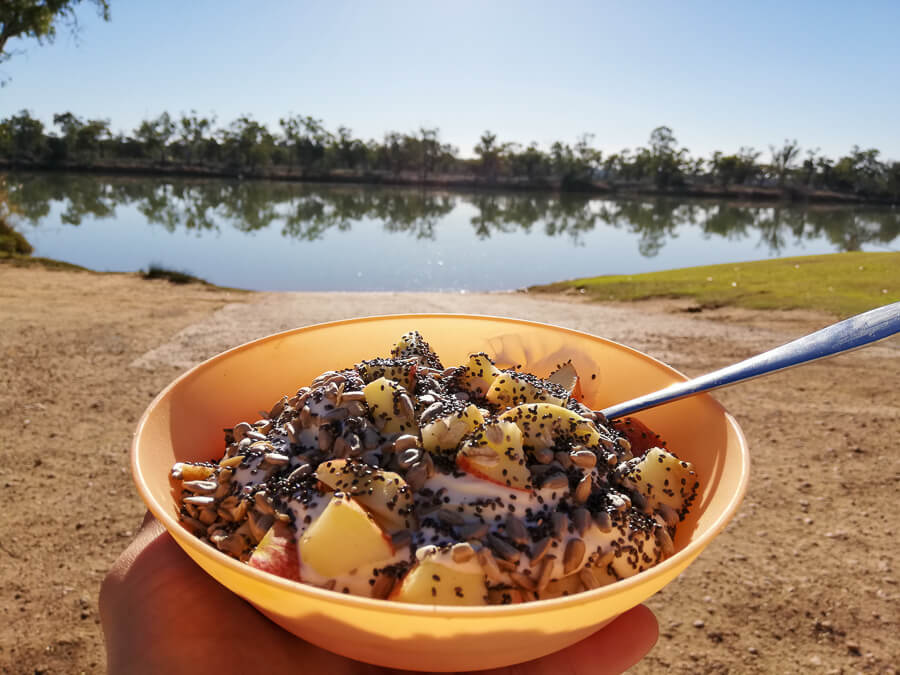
[{"xmin": 2, "ymin": 0, "xmax": 899, "ymax": 160}]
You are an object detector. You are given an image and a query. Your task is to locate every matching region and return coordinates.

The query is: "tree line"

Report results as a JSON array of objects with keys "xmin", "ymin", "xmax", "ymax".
[{"xmin": 1, "ymin": 110, "xmax": 899, "ymax": 202}]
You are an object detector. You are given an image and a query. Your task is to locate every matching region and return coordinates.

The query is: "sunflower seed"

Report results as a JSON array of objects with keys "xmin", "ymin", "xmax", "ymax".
[
  {"xmin": 530, "ymin": 537, "xmax": 552, "ymax": 563},
  {"xmin": 197, "ymin": 508, "xmax": 218, "ymax": 526},
  {"xmin": 391, "ymin": 529, "xmax": 412, "ymax": 549},
  {"xmin": 572, "ymin": 507, "xmax": 592, "ymax": 536},
  {"xmin": 570, "ymin": 449, "xmax": 597, "ymax": 469},
  {"xmin": 451, "ymin": 542, "xmax": 476, "ymax": 563},
  {"xmin": 361, "ymin": 450, "xmax": 382, "ymax": 467},
  {"xmin": 322, "ymin": 407, "xmax": 350, "ymax": 423},
  {"xmin": 593, "ymin": 511, "xmax": 613, "ymax": 532},
  {"xmin": 541, "ymin": 473, "xmax": 569, "ymax": 491},
  {"xmin": 505, "ymin": 514, "xmax": 529, "ymax": 545},
  {"xmin": 263, "ymin": 452, "xmax": 290, "ymax": 466},
  {"xmin": 616, "ymin": 436, "xmax": 632, "ymax": 452},
  {"xmin": 405, "ymin": 461, "xmax": 428, "ymax": 491},
  {"xmin": 349, "ymin": 399, "xmax": 371, "ymax": 417},
  {"xmin": 420, "ymin": 402, "xmax": 445, "ymax": 424},
  {"xmin": 184, "ymin": 495, "xmax": 215, "ymax": 506},
  {"xmin": 536, "ymin": 554, "xmax": 556, "ymax": 592},
  {"xmin": 182, "ymin": 480, "xmax": 217, "ymax": 494},
  {"xmin": 180, "ymin": 464, "xmax": 214, "ymax": 481},
  {"xmin": 340, "ymin": 390, "xmax": 366, "ymax": 402},
  {"xmin": 393, "ymin": 434, "xmax": 420, "ymax": 452},
  {"xmin": 362, "ymin": 426, "xmax": 381, "ymax": 450},
  {"xmin": 248, "ymin": 512, "xmax": 275, "ymax": 542},
  {"xmin": 232, "ymin": 422, "xmax": 253, "ymax": 441},
  {"xmin": 486, "ymin": 534, "xmax": 521, "ymax": 563},
  {"xmin": 509, "ymin": 571, "xmax": 537, "ymax": 592},
  {"xmin": 605, "ymin": 453, "xmax": 618, "ymax": 467},
  {"xmin": 555, "ymin": 451, "xmax": 573, "ymax": 470},
  {"xmin": 656, "ymin": 527, "xmax": 675, "ymax": 556},
  {"xmin": 371, "ymin": 571, "xmax": 396, "ymax": 600},
  {"xmin": 575, "ymin": 474, "xmax": 592, "ymax": 504},
  {"xmin": 317, "ymin": 427, "xmax": 334, "ymax": 452},
  {"xmin": 397, "ymin": 447, "xmax": 422, "ymax": 470},
  {"xmin": 552, "ymin": 512, "xmax": 570, "ymax": 539},
  {"xmin": 332, "ymin": 436, "xmax": 351, "ymax": 458},
  {"xmin": 342, "ymin": 432, "xmax": 362, "ymax": 456},
  {"xmin": 437, "ymin": 508, "xmax": 465, "ymax": 526},
  {"xmin": 298, "ymin": 406, "xmax": 313, "ymax": 427},
  {"xmin": 254, "ymin": 491, "xmax": 274, "ymax": 514},
  {"xmin": 563, "ymin": 538, "xmax": 586, "ymax": 574},
  {"xmin": 421, "ymin": 450, "xmax": 435, "ymax": 478},
  {"xmin": 477, "ymin": 548, "xmax": 504, "ymax": 583},
  {"xmin": 398, "ymin": 393, "xmax": 416, "ymax": 419},
  {"xmin": 579, "ymin": 567, "xmax": 599, "ymax": 590},
  {"xmin": 458, "ymin": 521, "xmax": 489, "ymax": 540},
  {"xmin": 534, "ymin": 447, "xmax": 555, "ymax": 464},
  {"xmin": 287, "ymin": 464, "xmax": 312, "ymax": 482},
  {"xmin": 246, "ymin": 430, "xmax": 268, "ymax": 442}
]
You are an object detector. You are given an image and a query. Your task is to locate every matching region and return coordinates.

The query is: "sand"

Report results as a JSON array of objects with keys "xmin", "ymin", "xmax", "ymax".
[{"xmin": 0, "ymin": 264, "xmax": 897, "ymax": 674}]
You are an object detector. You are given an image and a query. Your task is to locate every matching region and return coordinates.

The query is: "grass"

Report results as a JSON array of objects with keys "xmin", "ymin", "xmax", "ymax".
[
  {"xmin": 530, "ymin": 251, "xmax": 899, "ymax": 317},
  {"xmin": 142, "ymin": 264, "xmax": 207, "ymax": 285},
  {"xmin": 0, "ymin": 217, "xmax": 33, "ymax": 255}
]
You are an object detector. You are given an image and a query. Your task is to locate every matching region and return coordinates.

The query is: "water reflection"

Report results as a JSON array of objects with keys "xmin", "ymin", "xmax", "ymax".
[{"xmin": 6, "ymin": 172, "xmax": 899, "ymax": 255}]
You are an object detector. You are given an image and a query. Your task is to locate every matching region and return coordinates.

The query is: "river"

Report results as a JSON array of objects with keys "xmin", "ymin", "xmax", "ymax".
[{"xmin": 5, "ymin": 172, "xmax": 898, "ymax": 291}]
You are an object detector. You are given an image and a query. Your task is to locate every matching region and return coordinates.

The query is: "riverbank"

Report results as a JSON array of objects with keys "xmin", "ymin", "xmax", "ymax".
[
  {"xmin": 2, "ymin": 160, "xmax": 889, "ymax": 205},
  {"xmin": 0, "ymin": 262, "xmax": 897, "ymax": 674}
]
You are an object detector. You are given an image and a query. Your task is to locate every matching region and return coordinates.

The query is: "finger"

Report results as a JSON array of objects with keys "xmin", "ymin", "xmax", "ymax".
[{"xmin": 487, "ymin": 605, "xmax": 658, "ymax": 675}]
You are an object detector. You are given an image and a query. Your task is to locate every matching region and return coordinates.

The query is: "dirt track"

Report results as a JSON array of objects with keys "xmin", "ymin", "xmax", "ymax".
[{"xmin": 0, "ymin": 264, "xmax": 897, "ymax": 674}]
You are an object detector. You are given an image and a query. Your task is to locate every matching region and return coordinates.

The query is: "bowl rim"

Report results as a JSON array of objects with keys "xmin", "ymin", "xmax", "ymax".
[{"xmin": 132, "ymin": 312, "xmax": 750, "ymax": 618}]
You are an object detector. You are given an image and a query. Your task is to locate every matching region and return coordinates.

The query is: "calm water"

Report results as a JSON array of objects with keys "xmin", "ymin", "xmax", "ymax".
[{"xmin": 6, "ymin": 172, "xmax": 899, "ymax": 291}]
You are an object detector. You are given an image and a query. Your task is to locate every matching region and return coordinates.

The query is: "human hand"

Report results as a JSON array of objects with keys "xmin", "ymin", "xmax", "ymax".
[{"xmin": 100, "ymin": 513, "xmax": 658, "ymax": 674}]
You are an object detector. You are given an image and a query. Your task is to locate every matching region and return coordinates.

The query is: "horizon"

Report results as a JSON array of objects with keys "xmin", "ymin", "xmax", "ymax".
[{"xmin": 2, "ymin": 1, "xmax": 899, "ymax": 161}]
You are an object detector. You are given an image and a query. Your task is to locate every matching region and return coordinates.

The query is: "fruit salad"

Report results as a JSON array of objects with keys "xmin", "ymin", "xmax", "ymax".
[{"xmin": 170, "ymin": 331, "xmax": 699, "ymax": 605}]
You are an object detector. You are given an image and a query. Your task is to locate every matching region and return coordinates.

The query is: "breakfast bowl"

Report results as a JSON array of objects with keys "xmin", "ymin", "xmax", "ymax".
[{"xmin": 131, "ymin": 314, "xmax": 750, "ymax": 671}]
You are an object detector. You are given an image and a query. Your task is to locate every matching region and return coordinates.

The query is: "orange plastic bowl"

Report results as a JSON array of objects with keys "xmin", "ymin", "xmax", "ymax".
[{"xmin": 132, "ymin": 314, "xmax": 749, "ymax": 672}]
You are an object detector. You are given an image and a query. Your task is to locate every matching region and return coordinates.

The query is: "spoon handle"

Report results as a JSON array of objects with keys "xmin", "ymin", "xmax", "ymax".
[{"xmin": 599, "ymin": 301, "xmax": 900, "ymax": 420}]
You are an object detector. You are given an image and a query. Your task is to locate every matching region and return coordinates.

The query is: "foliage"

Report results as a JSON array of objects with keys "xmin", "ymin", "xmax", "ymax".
[
  {"xmin": 0, "ymin": 175, "xmax": 32, "ymax": 253},
  {"xmin": 0, "ymin": 0, "xmax": 110, "ymax": 67},
  {"xmin": 1, "ymin": 109, "xmax": 899, "ymax": 202}
]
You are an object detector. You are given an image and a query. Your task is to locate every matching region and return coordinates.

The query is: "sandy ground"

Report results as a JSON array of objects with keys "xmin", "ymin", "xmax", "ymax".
[{"xmin": 0, "ymin": 264, "xmax": 897, "ymax": 674}]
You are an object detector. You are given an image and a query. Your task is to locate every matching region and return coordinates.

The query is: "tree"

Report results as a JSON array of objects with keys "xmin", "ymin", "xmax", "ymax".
[
  {"xmin": 135, "ymin": 112, "xmax": 175, "ymax": 162},
  {"xmin": 769, "ymin": 139, "xmax": 801, "ymax": 187},
  {"xmin": 474, "ymin": 131, "xmax": 502, "ymax": 178},
  {"xmin": 178, "ymin": 111, "xmax": 214, "ymax": 165},
  {"xmin": 0, "ymin": 1, "xmax": 110, "ymax": 68}
]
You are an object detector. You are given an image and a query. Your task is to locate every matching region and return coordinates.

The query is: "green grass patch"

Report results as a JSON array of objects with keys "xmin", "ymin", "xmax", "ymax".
[{"xmin": 530, "ymin": 252, "xmax": 899, "ymax": 317}]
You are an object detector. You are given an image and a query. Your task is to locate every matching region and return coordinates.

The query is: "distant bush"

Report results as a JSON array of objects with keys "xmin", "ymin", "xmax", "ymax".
[
  {"xmin": 142, "ymin": 263, "xmax": 204, "ymax": 284},
  {"xmin": 0, "ymin": 217, "xmax": 33, "ymax": 255}
]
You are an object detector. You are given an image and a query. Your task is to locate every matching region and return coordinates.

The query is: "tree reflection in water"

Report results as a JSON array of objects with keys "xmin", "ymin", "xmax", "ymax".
[{"xmin": 6, "ymin": 173, "xmax": 899, "ymax": 254}]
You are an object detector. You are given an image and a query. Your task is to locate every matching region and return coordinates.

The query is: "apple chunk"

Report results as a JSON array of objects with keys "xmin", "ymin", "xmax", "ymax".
[
  {"xmin": 315, "ymin": 459, "xmax": 415, "ymax": 531},
  {"xmin": 298, "ymin": 494, "xmax": 394, "ymax": 579},
  {"xmin": 391, "ymin": 557, "xmax": 487, "ymax": 606},
  {"xmin": 499, "ymin": 403, "xmax": 602, "ymax": 451},
  {"xmin": 457, "ymin": 420, "xmax": 531, "ymax": 490},
  {"xmin": 421, "ymin": 402, "xmax": 485, "ymax": 454},
  {"xmin": 248, "ymin": 521, "xmax": 301, "ymax": 582},
  {"xmin": 364, "ymin": 377, "xmax": 417, "ymax": 435}
]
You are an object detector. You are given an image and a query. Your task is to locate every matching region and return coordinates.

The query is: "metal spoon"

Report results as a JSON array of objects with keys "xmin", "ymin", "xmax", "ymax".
[{"xmin": 599, "ymin": 301, "xmax": 900, "ymax": 420}]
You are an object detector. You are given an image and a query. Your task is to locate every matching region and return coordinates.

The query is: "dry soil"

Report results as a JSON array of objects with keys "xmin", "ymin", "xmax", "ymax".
[{"xmin": 0, "ymin": 264, "xmax": 897, "ymax": 674}]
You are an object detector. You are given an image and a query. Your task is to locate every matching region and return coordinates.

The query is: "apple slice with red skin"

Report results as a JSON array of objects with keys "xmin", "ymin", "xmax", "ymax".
[{"xmin": 248, "ymin": 520, "xmax": 301, "ymax": 582}]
